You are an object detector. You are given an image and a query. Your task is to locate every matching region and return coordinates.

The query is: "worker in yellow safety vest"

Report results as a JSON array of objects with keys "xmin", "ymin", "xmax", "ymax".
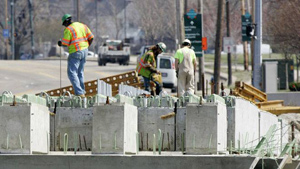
[
  {"xmin": 174, "ymin": 39, "xmax": 197, "ymax": 97},
  {"xmin": 58, "ymin": 14, "xmax": 94, "ymax": 98},
  {"xmin": 136, "ymin": 42, "xmax": 167, "ymax": 95}
]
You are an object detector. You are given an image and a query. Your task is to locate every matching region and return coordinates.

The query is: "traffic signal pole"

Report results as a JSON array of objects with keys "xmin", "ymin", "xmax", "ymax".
[{"xmin": 252, "ymin": 0, "xmax": 262, "ymax": 90}]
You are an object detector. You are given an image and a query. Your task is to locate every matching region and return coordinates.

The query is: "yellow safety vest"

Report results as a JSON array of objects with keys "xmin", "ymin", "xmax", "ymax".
[
  {"xmin": 61, "ymin": 22, "xmax": 94, "ymax": 54},
  {"xmin": 136, "ymin": 50, "xmax": 156, "ymax": 78}
]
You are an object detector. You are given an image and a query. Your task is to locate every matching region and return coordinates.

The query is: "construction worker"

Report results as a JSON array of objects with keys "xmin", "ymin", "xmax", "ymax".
[
  {"xmin": 136, "ymin": 42, "xmax": 167, "ymax": 95},
  {"xmin": 57, "ymin": 14, "xmax": 94, "ymax": 98},
  {"xmin": 174, "ymin": 39, "xmax": 196, "ymax": 97}
]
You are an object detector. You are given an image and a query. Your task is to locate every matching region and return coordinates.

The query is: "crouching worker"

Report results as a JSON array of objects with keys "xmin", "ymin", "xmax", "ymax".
[{"xmin": 136, "ymin": 42, "xmax": 167, "ymax": 95}]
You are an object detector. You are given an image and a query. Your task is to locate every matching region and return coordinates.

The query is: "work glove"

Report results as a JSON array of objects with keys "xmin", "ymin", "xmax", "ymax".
[{"xmin": 57, "ymin": 40, "xmax": 62, "ymax": 47}]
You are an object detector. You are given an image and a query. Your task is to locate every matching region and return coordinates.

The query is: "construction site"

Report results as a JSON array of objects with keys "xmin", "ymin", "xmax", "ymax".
[
  {"xmin": 0, "ymin": 68, "xmax": 300, "ymax": 169},
  {"xmin": 1, "ymin": 0, "xmax": 300, "ymax": 168}
]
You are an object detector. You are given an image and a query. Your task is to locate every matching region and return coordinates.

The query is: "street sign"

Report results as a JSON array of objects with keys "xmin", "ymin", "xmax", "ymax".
[
  {"xmin": 223, "ymin": 37, "xmax": 234, "ymax": 53},
  {"xmin": 3, "ymin": 29, "xmax": 9, "ymax": 38},
  {"xmin": 242, "ymin": 12, "xmax": 252, "ymax": 42},
  {"xmin": 184, "ymin": 9, "xmax": 203, "ymax": 57}
]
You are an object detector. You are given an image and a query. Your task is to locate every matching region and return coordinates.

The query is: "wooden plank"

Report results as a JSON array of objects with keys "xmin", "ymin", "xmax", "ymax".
[
  {"xmin": 262, "ymin": 106, "xmax": 300, "ymax": 115},
  {"xmin": 255, "ymin": 100, "xmax": 284, "ymax": 109},
  {"xmin": 39, "ymin": 71, "xmax": 140, "ymax": 97}
]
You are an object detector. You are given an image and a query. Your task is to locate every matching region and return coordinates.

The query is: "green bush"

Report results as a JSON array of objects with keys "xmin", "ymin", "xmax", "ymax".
[{"xmin": 289, "ymin": 82, "xmax": 300, "ymax": 91}]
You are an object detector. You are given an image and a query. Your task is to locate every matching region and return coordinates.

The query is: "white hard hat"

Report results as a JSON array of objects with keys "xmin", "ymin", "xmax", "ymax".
[
  {"xmin": 157, "ymin": 42, "xmax": 167, "ymax": 52},
  {"xmin": 183, "ymin": 39, "xmax": 191, "ymax": 45}
]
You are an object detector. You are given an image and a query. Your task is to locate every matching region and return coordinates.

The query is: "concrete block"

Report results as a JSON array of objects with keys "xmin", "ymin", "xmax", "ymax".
[
  {"xmin": 0, "ymin": 103, "xmax": 49, "ymax": 154},
  {"xmin": 92, "ymin": 103, "xmax": 138, "ymax": 154},
  {"xmin": 186, "ymin": 103, "xmax": 227, "ymax": 154},
  {"xmin": 51, "ymin": 107, "xmax": 93, "ymax": 151},
  {"xmin": 138, "ymin": 107, "xmax": 175, "ymax": 151},
  {"xmin": 176, "ymin": 108, "xmax": 187, "ymax": 151},
  {"xmin": 259, "ymin": 111, "xmax": 281, "ymax": 155},
  {"xmin": 226, "ymin": 97, "xmax": 259, "ymax": 150}
]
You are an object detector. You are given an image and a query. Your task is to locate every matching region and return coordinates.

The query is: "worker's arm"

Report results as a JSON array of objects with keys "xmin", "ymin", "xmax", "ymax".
[
  {"xmin": 88, "ymin": 38, "xmax": 93, "ymax": 46},
  {"xmin": 175, "ymin": 58, "xmax": 179, "ymax": 71},
  {"xmin": 59, "ymin": 29, "xmax": 72, "ymax": 47},
  {"xmin": 85, "ymin": 25, "xmax": 94, "ymax": 46}
]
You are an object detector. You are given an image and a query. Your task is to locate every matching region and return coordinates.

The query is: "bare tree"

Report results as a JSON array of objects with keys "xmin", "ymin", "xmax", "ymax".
[{"xmin": 135, "ymin": 0, "xmax": 176, "ymax": 45}]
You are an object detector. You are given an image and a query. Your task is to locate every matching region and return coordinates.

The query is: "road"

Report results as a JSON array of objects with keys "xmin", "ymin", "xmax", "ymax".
[
  {"xmin": 0, "ymin": 59, "xmax": 137, "ymax": 96},
  {"xmin": 0, "ymin": 56, "xmax": 232, "ymax": 96}
]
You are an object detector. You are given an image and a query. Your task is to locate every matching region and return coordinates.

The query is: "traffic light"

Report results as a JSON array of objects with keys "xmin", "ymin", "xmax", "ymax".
[{"xmin": 246, "ymin": 24, "xmax": 256, "ymax": 39}]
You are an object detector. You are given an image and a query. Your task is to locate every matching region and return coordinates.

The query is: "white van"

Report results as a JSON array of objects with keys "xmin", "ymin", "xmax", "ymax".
[{"xmin": 157, "ymin": 53, "xmax": 177, "ymax": 92}]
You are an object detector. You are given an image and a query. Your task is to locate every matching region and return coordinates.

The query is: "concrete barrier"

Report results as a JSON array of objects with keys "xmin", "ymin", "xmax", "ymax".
[
  {"xmin": 138, "ymin": 107, "xmax": 175, "ymax": 151},
  {"xmin": 51, "ymin": 107, "xmax": 93, "ymax": 151},
  {"xmin": 226, "ymin": 97, "xmax": 259, "ymax": 151},
  {"xmin": 0, "ymin": 103, "xmax": 49, "ymax": 154},
  {"xmin": 92, "ymin": 103, "xmax": 138, "ymax": 154},
  {"xmin": 186, "ymin": 103, "xmax": 227, "ymax": 154}
]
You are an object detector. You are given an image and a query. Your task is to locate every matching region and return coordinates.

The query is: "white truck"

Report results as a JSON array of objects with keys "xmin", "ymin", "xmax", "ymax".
[{"xmin": 98, "ymin": 40, "xmax": 130, "ymax": 66}]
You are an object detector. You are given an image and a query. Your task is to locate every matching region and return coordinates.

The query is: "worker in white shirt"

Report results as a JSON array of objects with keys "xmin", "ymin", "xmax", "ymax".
[{"xmin": 174, "ymin": 39, "xmax": 197, "ymax": 97}]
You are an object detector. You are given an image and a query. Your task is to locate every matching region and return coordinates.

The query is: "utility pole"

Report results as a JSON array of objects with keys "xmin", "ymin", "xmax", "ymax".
[
  {"xmin": 241, "ymin": 0, "xmax": 249, "ymax": 71},
  {"xmin": 253, "ymin": 0, "xmax": 262, "ymax": 89},
  {"xmin": 10, "ymin": 0, "xmax": 15, "ymax": 60},
  {"xmin": 124, "ymin": 0, "xmax": 126, "ymax": 40},
  {"xmin": 174, "ymin": 1, "xmax": 178, "ymax": 50},
  {"xmin": 28, "ymin": 0, "xmax": 34, "ymax": 58},
  {"xmin": 180, "ymin": 0, "xmax": 185, "ymax": 43},
  {"xmin": 77, "ymin": 0, "xmax": 80, "ymax": 22},
  {"xmin": 226, "ymin": 0, "xmax": 232, "ymax": 86},
  {"xmin": 213, "ymin": 0, "xmax": 225, "ymax": 94},
  {"xmin": 5, "ymin": 0, "xmax": 9, "ymax": 60},
  {"xmin": 176, "ymin": 0, "xmax": 182, "ymax": 48},
  {"xmin": 197, "ymin": 0, "xmax": 205, "ymax": 90},
  {"xmin": 95, "ymin": 0, "xmax": 98, "ymax": 54}
]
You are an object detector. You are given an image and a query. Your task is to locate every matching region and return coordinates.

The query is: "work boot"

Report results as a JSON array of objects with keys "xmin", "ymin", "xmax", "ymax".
[{"xmin": 78, "ymin": 94, "xmax": 87, "ymax": 108}]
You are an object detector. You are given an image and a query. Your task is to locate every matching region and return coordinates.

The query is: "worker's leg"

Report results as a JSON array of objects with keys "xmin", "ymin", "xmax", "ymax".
[
  {"xmin": 152, "ymin": 80, "xmax": 162, "ymax": 96},
  {"xmin": 78, "ymin": 49, "xmax": 88, "ymax": 94},
  {"xmin": 67, "ymin": 51, "xmax": 84, "ymax": 95},
  {"xmin": 186, "ymin": 71, "xmax": 195, "ymax": 94},
  {"xmin": 143, "ymin": 76, "xmax": 150, "ymax": 92},
  {"xmin": 177, "ymin": 71, "xmax": 187, "ymax": 97}
]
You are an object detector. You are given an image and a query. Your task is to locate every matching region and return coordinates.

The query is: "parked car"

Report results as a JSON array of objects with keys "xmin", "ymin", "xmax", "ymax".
[{"xmin": 157, "ymin": 53, "xmax": 177, "ymax": 92}]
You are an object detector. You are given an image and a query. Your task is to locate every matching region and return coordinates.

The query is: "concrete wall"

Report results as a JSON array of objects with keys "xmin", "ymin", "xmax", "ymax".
[
  {"xmin": 92, "ymin": 103, "xmax": 138, "ymax": 154},
  {"xmin": 267, "ymin": 92, "xmax": 300, "ymax": 106},
  {"xmin": 0, "ymin": 103, "xmax": 49, "ymax": 154},
  {"xmin": 227, "ymin": 98, "xmax": 259, "ymax": 149},
  {"xmin": 186, "ymin": 103, "xmax": 227, "ymax": 154},
  {"xmin": 52, "ymin": 108, "xmax": 93, "ymax": 151},
  {"xmin": 0, "ymin": 154, "xmax": 258, "ymax": 169}
]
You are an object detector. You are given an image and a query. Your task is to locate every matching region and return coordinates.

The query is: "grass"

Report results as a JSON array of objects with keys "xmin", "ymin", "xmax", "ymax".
[{"xmin": 204, "ymin": 53, "xmax": 284, "ymax": 65}]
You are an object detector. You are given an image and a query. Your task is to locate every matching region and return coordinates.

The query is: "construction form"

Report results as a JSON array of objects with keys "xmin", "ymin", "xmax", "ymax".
[{"xmin": 0, "ymin": 71, "xmax": 300, "ymax": 169}]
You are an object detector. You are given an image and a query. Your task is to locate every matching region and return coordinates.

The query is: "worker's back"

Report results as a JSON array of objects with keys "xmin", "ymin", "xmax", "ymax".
[{"xmin": 179, "ymin": 47, "xmax": 194, "ymax": 73}]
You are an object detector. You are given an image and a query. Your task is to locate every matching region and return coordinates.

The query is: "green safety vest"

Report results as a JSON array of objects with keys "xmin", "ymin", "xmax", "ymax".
[
  {"xmin": 136, "ymin": 50, "xmax": 156, "ymax": 78},
  {"xmin": 61, "ymin": 22, "xmax": 94, "ymax": 54}
]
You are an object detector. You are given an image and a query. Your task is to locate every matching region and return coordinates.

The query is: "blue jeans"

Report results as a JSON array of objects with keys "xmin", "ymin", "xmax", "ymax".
[
  {"xmin": 143, "ymin": 76, "xmax": 162, "ymax": 95},
  {"xmin": 67, "ymin": 48, "xmax": 88, "ymax": 95}
]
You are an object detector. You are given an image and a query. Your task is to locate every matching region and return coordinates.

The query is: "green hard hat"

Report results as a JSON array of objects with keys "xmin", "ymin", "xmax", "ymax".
[
  {"xmin": 157, "ymin": 42, "xmax": 166, "ymax": 52},
  {"xmin": 62, "ymin": 14, "xmax": 72, "ymax": 24}
]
